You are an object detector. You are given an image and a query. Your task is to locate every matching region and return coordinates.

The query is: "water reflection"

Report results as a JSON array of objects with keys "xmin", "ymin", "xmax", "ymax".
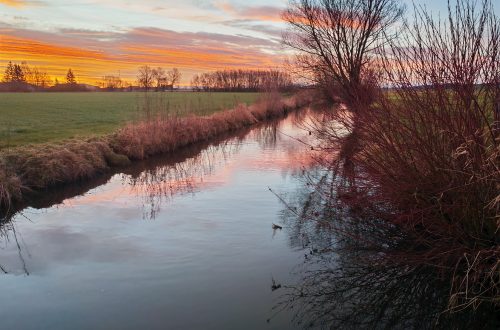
[
  {"xmin": 0, "ymin": 221, "xmax": 29, "ymax": 275},
  {"xmin": 0, "ymin": 110, "xmax": 315, "ymax": 286},
  {"xmin": 1, "ymin": 112, "xmax": 311, "ymax": 224},
  {"xmin": 128, "ymin": 141, "xmax": 243, "ymax": 219},
  {"xmin": 0, "ymin": 110, "xmax": 327, "ymax": 330},
  {"xmin": 274, "ymin": 164, "xmax": 499, "ymax": 329},
  {"xmin": 125, "ymin": 113, "xmax": 314, "ymax": 220}
]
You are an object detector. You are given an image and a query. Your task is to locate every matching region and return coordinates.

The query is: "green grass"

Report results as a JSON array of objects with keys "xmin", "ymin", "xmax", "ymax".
[{"xmin": 0, "ymin": 92, "xmax": 260, "ymax": 148}]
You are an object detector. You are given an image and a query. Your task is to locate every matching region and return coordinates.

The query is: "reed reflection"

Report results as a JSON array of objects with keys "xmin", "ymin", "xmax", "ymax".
[
  {"xmin": 126, "ymin": 112, "xmax": 313, "ymax": 220},
  {"xmin": 127, "ymin": 139, "xmax": 244, "ymax": 220},
  {"xmin": 0, "ymin": 218, "xmax": 31, "ymax": 275}
]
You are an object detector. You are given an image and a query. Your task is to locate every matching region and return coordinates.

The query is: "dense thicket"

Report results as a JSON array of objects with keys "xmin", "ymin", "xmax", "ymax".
[{"xmin": 282, "ymin": 0, "xmax": 500, "ymax": 320}]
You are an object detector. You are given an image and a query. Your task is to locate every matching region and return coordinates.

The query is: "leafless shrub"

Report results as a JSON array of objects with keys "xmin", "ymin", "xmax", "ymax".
[{"xmin": 351, "ymin": 0, "xmax": 500, "ymax": 311}]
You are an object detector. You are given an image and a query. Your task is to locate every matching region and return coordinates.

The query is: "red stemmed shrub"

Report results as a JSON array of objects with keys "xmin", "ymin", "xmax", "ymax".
[{"xmin": 352, "ymin": 0, "xmax": 500, "ymax": 311}]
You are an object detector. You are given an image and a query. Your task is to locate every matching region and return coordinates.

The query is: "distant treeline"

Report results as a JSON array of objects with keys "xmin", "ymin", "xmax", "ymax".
[
  {"xmin": 190, "ymin": 69, "xmax": 293, "ymax": 92},
  {"xmin": 0, "ymin": 61, "xmax": 95, "ymax": 92},
  {"xmin": 1, "ymin": 61, "xmax": 294, "ymax": 93}
]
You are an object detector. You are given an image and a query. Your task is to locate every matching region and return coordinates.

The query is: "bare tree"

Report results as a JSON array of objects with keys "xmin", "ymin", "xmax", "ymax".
[
  {"xmin": 167, "ymin": 68, "xmax": 182, "ymax": 89},
  {"xmin": 152, "ymin": 67, "xmax": 166, "ymax": 91},
  {"xmin": 31, "ymin": 68, "xmax": 50, "ymax": 88},
  {"xmin": 191, "ymin": 74, "xmax": 201, "ymax": 91},
  {"xmin": 13, "ymin": 62, "xmax": 51, "ymax": 88},
  {"xmin": 100, "ymin": 75, "xmax": 122, "ymax": 90},
  {"xmin": 137, "ymin": 65, "xmax": 154, "ymax": 91},
  {"xmin": 190, "ymin": 69, "xmax": 293, "ymax": 92},
  {"xmin": 21, "ymin": 61, "xmax": 33, "ymax": 83},
  {"xmin": 282, "ymin": 0, "xmax": 404, "ymax": 108}
]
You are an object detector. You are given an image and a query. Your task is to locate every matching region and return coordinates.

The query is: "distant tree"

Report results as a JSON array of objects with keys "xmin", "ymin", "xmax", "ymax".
[
  {"xmin": 18, "ymin": 61, "xmax": 51, "ymax": 88},
  {"xmin": 100, "ymin": 75, "xmax": 122, "ymax": 90},
  {"xmin": 1, "ymin": 61, "xmax": 30, "ymax": 91},
  {"xmin": 152, "ymin": 67, "xmax": 167, "ymax": 91},
  {"xmin": 190, "ymin": 69, "xmax": 293, "ymax": 92},
  {"xmin": 54, "ymin": 78, "xmax": 59, "ymax": 85},
  {"xmin": 21, "ymin": 61, "xmax": 33, "ymax": 83},
  {"xmin": 2, "ymin": 61, "xmax": 14, "ymax": 82},
  {"xmin": 2, "ymin": 61, "xmax": 33, "ymax": 84},
  {"xmin": 32, "ymin": 68, "xmax": 51, "ymax": 88},
  {"xmin": 12, "ymin": 64, "xmax": 25, "ymax": 82},
  {"xmin": 137, "ymin": 65, "xmax": 154, "ymax": 91},
  {"xmin": 191, "ymin": 74, "xmax": 201, "ymax": 91},
  {"xmin": 167, "ymin": 68, "xmax": 182, "ymax": 88},
  {"xmin": 66, "ymin": 68, "xmax": 76, "ymax": 84}
]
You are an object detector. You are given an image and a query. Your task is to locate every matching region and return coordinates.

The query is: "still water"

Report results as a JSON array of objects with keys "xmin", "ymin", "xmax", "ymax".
[{"xmin": 0, "ymin": 111, "xmax": 316, "ymax": 329}]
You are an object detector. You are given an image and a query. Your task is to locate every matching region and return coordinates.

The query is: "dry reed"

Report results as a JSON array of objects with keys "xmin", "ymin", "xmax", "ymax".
[{"xmin": 112, "ymin": 91, "xmax": 310, "ymax": 160}]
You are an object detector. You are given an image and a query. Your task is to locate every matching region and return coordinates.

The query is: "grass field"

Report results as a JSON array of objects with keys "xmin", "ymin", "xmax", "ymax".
[{"xmin": 0, "ymin": 92, "xmax": 260, "ymax": 149}]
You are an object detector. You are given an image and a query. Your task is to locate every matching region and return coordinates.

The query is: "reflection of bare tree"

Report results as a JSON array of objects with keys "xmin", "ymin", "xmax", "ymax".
[
  {"xmin": 253, "ymin": 109, "xmax": 313, "ymax": 151},
  {"xmin": 272, "ymin": 166, "xmax": 499, "ymax": 329},
  {"xmin": 127, "ymin": 138, "xmax": 244, "ymax": 220},
  {"xmin": 277, "ymin": 256, "xmax": 450, "ymax": 329},
  {"xmin": 252, "ymin": 122, "xmax": 279, "ymax": 149},
  {"xmin": 0, "ymin": 218, "xmax": 30, "ymax": 275},
  {"xmin": 127, "ymin": 111, "xmax": 314, "ymax": 220}
]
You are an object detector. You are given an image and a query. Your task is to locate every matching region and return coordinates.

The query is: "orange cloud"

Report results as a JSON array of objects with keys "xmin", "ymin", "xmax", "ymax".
[
  {"xmin": 0, "ymin": 34, "xmax": 125, "ymax": 83},
  {"xmin": 0, "ymin": 26, "xmax": 284, "ymax": 85},
  {"xmin": 0, "ymin": 0, "xmax": 23, "ymax": 7},
  {"xmin": 0, "ymin": 34, "xmax": 107, "ymax": 60},
  {"xmin": 0, "ymin": 0, "xmax": 37, "ymax": 7}
]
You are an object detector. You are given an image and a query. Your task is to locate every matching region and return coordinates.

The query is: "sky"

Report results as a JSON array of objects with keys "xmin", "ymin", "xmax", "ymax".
[
  {"xmin": 0, "ymin": 0, "xmax": 498, "ymax": 85},
  {"xmin": 0, "ymin": 0, "xmax": 290, "ymax": 85}
]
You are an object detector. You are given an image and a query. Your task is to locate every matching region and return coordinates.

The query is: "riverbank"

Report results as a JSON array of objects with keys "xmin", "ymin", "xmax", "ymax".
[
  {"xmin": 0, "ymin": 92, "xmax": 260, "ymax": 148},
  {"xmin": 0, "ymin": 91, "xmax": 313, "ymax": 213}
]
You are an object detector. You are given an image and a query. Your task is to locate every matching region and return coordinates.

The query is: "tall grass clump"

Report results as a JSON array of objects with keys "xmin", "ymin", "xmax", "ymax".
[
  {"xmin": 349, "ymin": 0, "xmax": 500, "ymax": 312},
  {"xmin": 0, "ymin": 164, "xmax": 22, "ymax": 214},
  {"xmin": 1, "ymin": 140, "xmax": 120, "ymax": 188}
]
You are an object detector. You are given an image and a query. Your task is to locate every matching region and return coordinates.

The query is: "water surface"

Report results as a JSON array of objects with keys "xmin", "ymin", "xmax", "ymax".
[{"xmin": 0, "ymin": 111, "xmax": 316, "ymax": 330}]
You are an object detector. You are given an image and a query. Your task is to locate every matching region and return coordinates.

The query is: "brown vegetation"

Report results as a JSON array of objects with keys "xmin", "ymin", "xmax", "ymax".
[
  {"xmin": 360, "ymin": 0, "xmax": 500, "ymax": 311},
  {"xmin": 112, "ymin": 92, "xmax": 308, "ymax": 159}
]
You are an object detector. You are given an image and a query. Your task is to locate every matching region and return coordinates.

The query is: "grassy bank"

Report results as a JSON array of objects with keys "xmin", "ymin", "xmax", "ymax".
[
  {"xmin": 0, "ymin": 91, "xmax": 312, "ymax": 213},
  {"xmin": 0, "ymin": 92, "xmax": 259, "ymax": 148}
]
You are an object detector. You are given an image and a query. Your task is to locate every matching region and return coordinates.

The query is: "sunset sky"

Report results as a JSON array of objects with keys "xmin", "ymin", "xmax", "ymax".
[
  {"xmin": 1, "ymin": 0, "xmax": 497, "ymax": 85},
  {"xmin": 0, "ymin": 0, "xmax": 289, "ymax": 85}
]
